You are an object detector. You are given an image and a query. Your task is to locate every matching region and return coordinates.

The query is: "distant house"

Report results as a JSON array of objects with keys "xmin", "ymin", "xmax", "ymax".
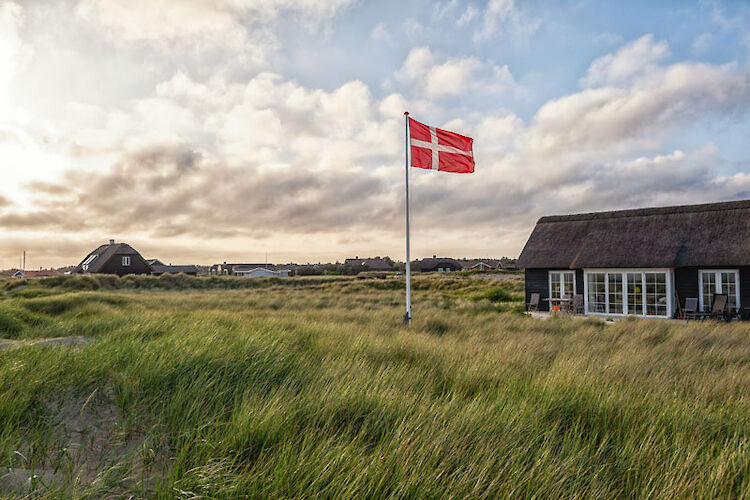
[
  {"xmin": 12, "ymin": 269, "xmax": 61, "ymax": 279},
  {"xmin": 210, "ymin": 263, "xmax": 261, "ymax": 275},
  {"xmin": 150, "ymin": 264, "xmax": 201, "ymax": 276},
  {"xmin": 147, "ymin": 259, "xmax": 165, "ymax": 267},
  {"xmin": 419, "ymin": 257, "xmax": 462, "ymax": 272},
  {"xmin": 344, "ymin": 257, "xmax": 393, "ymax": 272},
  {"xmin": 460, "ymin": 259, "xmax": 501, "ymax": 271},
  {"xmin": 499, "ymin": 258, "xmax": 519, "ymax": 271},
  {"xmin": 517, "ymin": 199, "xmax": 750, "ymax": 318},
  {"xmin": 234, "ymin": 266, "xmax": 290, "ymax": 278},
  {"xmin": 73, "ymin": 240, "xmax": 151, "ymax": 276}
]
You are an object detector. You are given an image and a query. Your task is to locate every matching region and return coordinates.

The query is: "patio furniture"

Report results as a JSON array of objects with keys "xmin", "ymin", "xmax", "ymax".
[
  {"xmin": 542, "ymin": 297, "xmax": 571, "ymax": 312},
  {"xmin": 527, "ymin": 293, "xmax": 540, "ymax": 312},
  {"xmin": 701, "ymin": 294, "xmax": 728, "ymax": 321},
  {"xmin": 683, "ymin": 297, "xmax": 699, "ymax": 321},
  {"xmin": 561, "ymin": 294, "xmax": 574, "ymax": 313},
  {"xmin": 571, "ymin": 294, "xmax": 585, "ymax": 314}
]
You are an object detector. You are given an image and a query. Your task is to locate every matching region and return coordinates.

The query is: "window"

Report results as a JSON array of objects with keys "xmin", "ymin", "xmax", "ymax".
[
  {"xmin": 585, "ymin": 270, "xmax": 670, "ymax": 317},
  {"xmin": 645, "ymin": 273, "xmax": 667, "ymax": 316},
  {"xmin": 122, "ymin": 256, "xmax": 131, "ymax": 266},
  {"xmin": 587, "ymin": 273, "xmax": 606, "ymax": 313},
  {"xmin": 627, "ymin": 273, "xmax": 643, "ymax": 315},
  {"xmin": 549, "ymin": 271, "xmax": 575, "ymax": 300},
  {"xmin": 608, "ymin": 273, "xmax": 624, "ymax": 314},
  {"xmin": 699, "ymin": 270, "xmax": 739, "ymax": 312}
]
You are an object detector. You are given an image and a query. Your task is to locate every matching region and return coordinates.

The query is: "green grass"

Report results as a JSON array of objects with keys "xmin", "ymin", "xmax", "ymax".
[{"xmin": 1, "ymin": 274, "xmax": 750, "ymax": 497}]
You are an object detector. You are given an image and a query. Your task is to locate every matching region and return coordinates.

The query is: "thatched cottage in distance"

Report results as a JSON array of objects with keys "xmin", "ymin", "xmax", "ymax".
[
  {"xmin": 516, "ymin": 200, "xmax": 750, "ymax": 318},
  {"xmin": 73, "ymin": 240, "xmax": 152, "ymax": 276}
]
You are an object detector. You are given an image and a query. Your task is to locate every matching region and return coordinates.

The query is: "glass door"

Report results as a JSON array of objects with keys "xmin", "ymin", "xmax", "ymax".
[{"xmin": 700, "ymin": 270, "xmax": 739, "ymax": 312}]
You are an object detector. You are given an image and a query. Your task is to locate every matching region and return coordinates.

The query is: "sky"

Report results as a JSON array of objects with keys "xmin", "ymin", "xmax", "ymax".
[{"xmin": 1, "ymin": 0, "xmax": 749, "ymax": 269}]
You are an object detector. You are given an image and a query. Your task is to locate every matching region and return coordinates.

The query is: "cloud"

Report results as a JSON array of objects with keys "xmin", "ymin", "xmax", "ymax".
[
  {"xmin": 74, "ymin": 0, "xmax": 353, "ymax": 67},
  {"xmin": 370, "ymin": 22, "xmax": 391, "ymax": 42},
  {"xmin": 0, "ymin": 1, "xmax": 32, "ymax": 109},
  {"xmin": 457, "ymin": 5, "xmax": 478, "ymax": 26},
  {"xmin": 691, "ymin": 33, "xmax": 713, "ymax": 56},
  {"xmin": 2, "ymin": 32, "xmax": 750, "ymax": 267},
  {"xmin": 473, "ymin": 0, "xmax": 539, "ymax": 42},
  {"xmin": 581, "ymin": 34, "xmax": 670, "ymax": 88},
  {"xmin": 393, "ymin": 46, "xmax": 516, "ymax": 99}
]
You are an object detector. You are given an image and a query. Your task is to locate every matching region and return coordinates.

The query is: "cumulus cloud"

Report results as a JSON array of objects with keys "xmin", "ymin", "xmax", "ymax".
[
  {"xmin": 75, "ymin": 0, "xmax": 353, "ymax": 67},
  {"xmin": 581, "ymin": 34, "xmax": 671, "ymax": 88},
  {"xmin": 393, "ymin": 46, "xmax": 516, "ymax": 99},
  {"xmin": 2, "ymin": 31, "xmax": 750, "ymax": 266},
  {"xmin": 473, "ymin": 0, "xmax": 539, "ymax": 42},
  {"xmin": 0, "ymin": 1, "xmax": 32, "ymax": 110}
]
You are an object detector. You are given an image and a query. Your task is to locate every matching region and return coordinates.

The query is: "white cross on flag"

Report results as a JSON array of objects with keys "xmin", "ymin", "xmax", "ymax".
[{"xmin": 408, "ymin": 117, "xmax": 474, "ymax": 174}]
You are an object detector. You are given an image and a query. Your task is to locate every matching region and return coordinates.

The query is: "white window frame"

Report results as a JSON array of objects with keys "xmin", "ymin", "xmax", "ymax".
[
  {"xmin": 698, "ymin": 269, "xmax": 740, "ymax": 312},
  {"xmin": 548, "ymin": 270, "xmax": 576, "ymax": 301},
  {"xmin": 122, "ymin": 256, "xmax": 131, "ymax": 266},
  {"xmin": 583, "ymin": 269, "xmax": 673, "ymax": 318}
]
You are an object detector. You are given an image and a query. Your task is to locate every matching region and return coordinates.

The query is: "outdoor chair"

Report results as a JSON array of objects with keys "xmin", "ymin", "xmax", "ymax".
[
  {"xmin": 571, "ymin": 294, "xmax": 585, "ymax": 314},
  {"xmin": 561, "ymin": 293, "xmax": 573, "ymax": 313},
  {"xmin": 701, "ymin": 294, "xmax": 728, "ymax": 321},
  {"xmin": 527, "ymin": 293, "xmax": 540, "ymax": 312},
  {"xmin": 683, "ymin": 297, "xmax": 699, "ymax": 321}
]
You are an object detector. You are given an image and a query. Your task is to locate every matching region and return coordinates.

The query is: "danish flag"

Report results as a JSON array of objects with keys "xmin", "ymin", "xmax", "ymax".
[{"xmin": 408, "ymin": 117, "xmax": 474, "ymax": 174}]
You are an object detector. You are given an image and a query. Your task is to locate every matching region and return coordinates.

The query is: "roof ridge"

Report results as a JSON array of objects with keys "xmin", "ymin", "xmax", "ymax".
[{"xmin": 538, "ymin": 199, "xmax": 750, "ymax": 223}]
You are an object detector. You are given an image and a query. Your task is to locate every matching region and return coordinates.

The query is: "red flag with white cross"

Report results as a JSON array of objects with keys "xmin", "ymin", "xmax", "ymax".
[{"xmin": 408, "ymin": 117, "xmax": 474, "ymax": 174}]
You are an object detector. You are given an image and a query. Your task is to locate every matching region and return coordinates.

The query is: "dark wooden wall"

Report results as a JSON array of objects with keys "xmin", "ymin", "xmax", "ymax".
[
  {"xmin": 97, "ymin": 252, "xmax": 152, "ymax": 276},
  {"xmin": 524, "ymin": 268, "xmax": 550, "ymax": 311},
  {"xmin": 674, "ymin": 267, "xmax": 750, "ymax": 313},
  {"xmin": 674, "ymin": 268, "xmax": 699, "ymax": 313}
]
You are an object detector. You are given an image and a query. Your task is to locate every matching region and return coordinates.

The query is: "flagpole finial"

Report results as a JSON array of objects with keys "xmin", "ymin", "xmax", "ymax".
[{"xmin": 404, "ymin": 111, "xmax": 409, "ymax": 116}]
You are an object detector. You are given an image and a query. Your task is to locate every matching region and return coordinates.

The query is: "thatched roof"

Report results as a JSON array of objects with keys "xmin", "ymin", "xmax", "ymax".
[
  {"xmin": 73, "ymin": 242, "xmax": 149, "ymax": 273},
  {"xmin": 517, "ymin": 200, "xmax": 750, "ymax": 269}
]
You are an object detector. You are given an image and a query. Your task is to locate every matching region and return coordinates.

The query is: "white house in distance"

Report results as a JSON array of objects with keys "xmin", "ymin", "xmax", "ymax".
[{"xmin": 233, "ymin": 266, "xmax": 290, "ymax": 278}]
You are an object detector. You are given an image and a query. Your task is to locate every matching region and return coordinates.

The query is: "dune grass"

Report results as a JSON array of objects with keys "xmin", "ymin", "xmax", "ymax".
[{"xmin": 1, "ymin": 274, "xmax": 750, "ymax": 497}]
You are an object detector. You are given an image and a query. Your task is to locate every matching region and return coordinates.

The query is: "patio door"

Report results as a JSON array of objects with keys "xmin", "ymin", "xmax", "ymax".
[
  {"xmin": 699, "ymin": 270, "xmax": 739, "ymax": 312},
  {"xmin": 549, "ymin": 271, "xmax": 575, "ymax": 300}
]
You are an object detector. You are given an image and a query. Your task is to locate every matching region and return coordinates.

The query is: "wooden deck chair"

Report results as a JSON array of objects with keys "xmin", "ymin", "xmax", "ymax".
[
  {"xmin": 571, "ymin": 294, "xmax": 585, "ymax": 314},
  {"xmin": 683, "ymin": 297, "xmax": 699, "ymax": 321},
  {"xmin": 561, "ymin": 293, "xmax": 573, "ymax": 313},
  {"xmin": 527, "ymin": 293, "xmax": 540, "ymax": 312},
  {"xmin": 703, "ymin": 294, "xmax": 728, "ymax": 320}
]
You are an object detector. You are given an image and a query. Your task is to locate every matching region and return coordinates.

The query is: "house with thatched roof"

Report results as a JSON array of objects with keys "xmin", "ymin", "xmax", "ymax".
[
  {"xmin": 73, "ymin": 240, "xmax": 152, "ymax": 276},
  {"xmin": 517, "ymin": 200, "xmax": 750, "ymax": 318},
  {"xmin": 419, "ymin": 257, "xmax": 462, "ymax": 272}
]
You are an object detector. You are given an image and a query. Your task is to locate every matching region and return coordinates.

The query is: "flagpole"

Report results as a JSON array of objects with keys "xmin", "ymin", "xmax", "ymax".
[{"xmin": 404, "ymin": 111, "xmax": 411, "ymax": 326}]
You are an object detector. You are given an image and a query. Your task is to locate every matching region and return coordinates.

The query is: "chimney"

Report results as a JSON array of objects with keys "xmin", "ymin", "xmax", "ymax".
[
  {"xmin": 109, "ymin": 239, "xmax": 115, "ymax": 245},
  {"xmin": 433, "ymin": 255, "xmax": 436, "ymax": 259}
]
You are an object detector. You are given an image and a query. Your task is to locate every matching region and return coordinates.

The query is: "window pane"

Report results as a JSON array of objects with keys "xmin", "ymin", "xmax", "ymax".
[
  {"xmin": 550, "ymin": 272, "xmax": 561, "ymax": 299},
  {"xmin": 608, "ymin": 273, "xmax": 623, "ymax": 314},
  {"xmin": 721, "ymin": 272, "xmax": 738, "ymax": 312},
  {"xmin": 702, "ymin": 272, "xmax": 716, "ymax": 312},
  {"xmin": 646, "ymin": 273, "xmax": 667, "ymax": 316},
  {"xmin": 587, "ymin": 273, "xmax": 606, "ymax": 313},
  {"xmin": 627, "ymin": 273, "xmax": 643, "ymax": 315},
  {"xmin": 563, "ymin": 273, "xmax": 575, "ymax": 297}
]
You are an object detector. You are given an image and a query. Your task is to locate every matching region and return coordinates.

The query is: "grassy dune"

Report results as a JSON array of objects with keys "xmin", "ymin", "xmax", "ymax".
[{"xmin": 1, "ymin": 274, "xmax": 750, "ymax": 497}]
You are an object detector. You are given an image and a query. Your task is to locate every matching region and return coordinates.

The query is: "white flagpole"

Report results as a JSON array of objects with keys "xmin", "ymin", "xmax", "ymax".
[{"xmin": 404, "ymin": 111, "xmax": 411, "ymax": 326}]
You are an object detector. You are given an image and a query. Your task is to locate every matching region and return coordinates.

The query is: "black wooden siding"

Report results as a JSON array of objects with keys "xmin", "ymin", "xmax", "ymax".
[
  {"xmin": 524, "ymin": 268, "xmax": 550, "ymax": 311},
  {"xmin": 97, "ymin": 252, "xmax": 152, "ymax": 276}
]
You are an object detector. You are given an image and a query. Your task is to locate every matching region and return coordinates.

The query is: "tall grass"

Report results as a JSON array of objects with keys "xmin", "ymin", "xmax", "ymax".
[{"xmin": 1, "ymin": 274, "xmax": 750, "ymax": 497}]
